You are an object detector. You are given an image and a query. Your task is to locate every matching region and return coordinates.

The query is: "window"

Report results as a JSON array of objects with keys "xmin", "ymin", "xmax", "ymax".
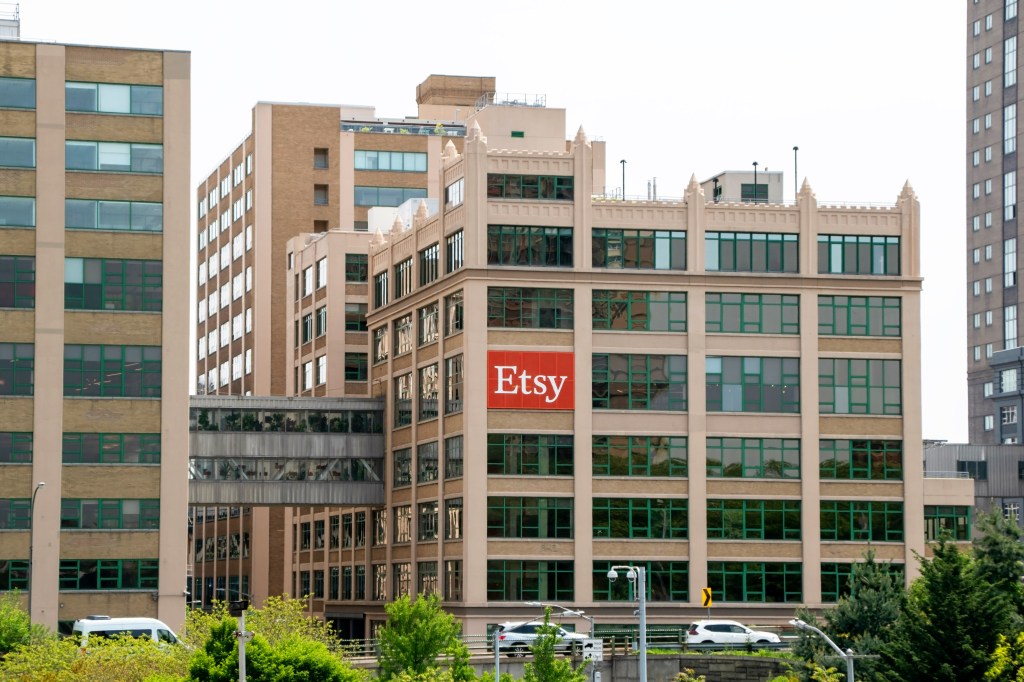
[
  {"xmin": 986, "ymin": 414, "xmax": 996, "ymax": 431},
  {"xmin": 354, "ymin": 186, "xmax": 427, "ymax": 207},
  {"xmin": 487, "ymin": 225, "xmax": 573, "ymax": 266},
  {"xmin": 0, "ymin": 256, "xmax": 34, "ymax": 308},
  {"xmin": 419, "ymin": 562, "xmax": 439, "ymax": 596},
  {"xmin": 315, "ymin": 258, "xmax": 327, "ymax": 290},
  {"xmin": 445, "ymin": 498, "xmax": 463, "ymax": 539},
  {"xmin": 0, "ymin": 197, "xmax": 34, "ymax": 228},
  {"xmin": 0, "ymin": 344, "xmax": 33, "ymax": 395},
  {"xmin": 1008, "ymin": 105, "xmax": 1019, "ymax": 157},
  {"xmin": 317, "ymin": 356, "xmax": 327, "ymax": 385},
  {"xmin": 985, "ymin": 381, "xmax": 995, "ymax": 397},
  {"xmin": 706, "ymin": 438, "xmax": 799, "ymax": 478},
  {"xmin": 593, "ymin": 560, "xmax": 689, "ymax": 602},
  {"xmin": 344, "ymin": 353, "xmax": 367, "ymax": 381},
  {"xmin": 65, "ymin": 82, "xmax": 162, "ymax": 115},
  {"xmin": 1010, "ymin": 0, "xmax": 1019, "ymax": 20},
  {"xmin": 592, "ymin": 354, "xmax": 687, "ymax": 410},
  {"xmin": 592, "ymin": 435, "xmax": 686, "ymax": 477},
  {"xmin": 0, "ymin": 499, "xmax": 30, "ymax": 528},
  {"xmin": 1007, "ymin": 171, "xmax": 1018, "ymax": 220},
  {"xmin": 1003, "ymin": 405, "xmax": 1018, "ymax": 424},
  {"xmin": 445, "ymin": 436, "xmax": 463, "ymax": 479},
  {"xmin": 0, "ymin": 77, "xmax": 34, "ymax": 109},
  {"xmin": 593, "ymin": 290, "xmax": 685, "ymax": 331},
  {"xmin": 302, "ymin": 267, "xmax": 314, "ymax": 297},
  {"xmin": 707, "ymin": 499, "xmax": 800, "ymax": 540},
  {"xmin": 820, "ymin": 501, "xmax": 903, "ymax": 542},
  {"xmin": 707, "ymin": 562, "xmax": 802, "ymax": 603},
  {"xmin": 924, "ymin": 506, "xmax": 972, "ymax": 541},
  {"xmin": 372, "ymin": 327, "xmax": 388, "ymax": 364},
  {"xmin": 705, "ymin": 293, "xmax": 798, "ymax": 334},
  {"xmin": 819, "ymin": 358, "xmax": 901, "ymax": 415},
  {"xmin": 64, "ymin": 258, "xmax": 162, "ymax": 311},
  {"xmin": 974, "ymin": 52, "xmax": 982, "ymax": 69},
  {"xmin": 0, "ymin": 561, "xmax": 27, "ymax": 591},
  {"xmin": 66, "ymin": 141, "xmax": 162, "ymax": 173},
  {"xmin": 819, "ymin": 439, "xmax": 903, "ymax": 480},
  {"xmin": 0, "ymin": 137, "xmax": 34, "ymax": 168},
  {"xmin": 818, "ymin": 296, "xmax": 901, "ymax": 336},
  {"xmin": 487, "ymin": 560, "xmax": 574, "ymax": 601},
  {"xmin": 301, "ymin": 313, "xmax": 313, "ymax": 344},
  {"xmin": 0, "ymin": 432, "xmax": 31, "ymax": 463},
  {"xmin": 393, "ymin": 506, "xmax": 412, "ymax": 543},
  {"xmin": 706, "ymin": 356, "xmax": 800, "ymax": 413},
  {"xmin": 490, "ymin": 287, "xmax": 574, "ymax": 329},
  {"xmin": 821, "ymin": 563, "xmax": 905, "ymax": 603},
  {"xmin": 417, "ymin": 441, "xmax": 439, "ymax": 483},
  {"xmin": 417, "ymin": 502, "xmax": 438, "ymax": 541},
  {"xmin": 313, "ymin": 148, "xmax": 329, "ymax": 169},
  {"xmin": 419, "ymin": 364, "xmax": 438, "ymax": 420},
  {"xmin": 445, "ymin": 291, "xmax": 463, "ymax": 335},
  {"xmin": 445, "ymin": 178, "xmax": 464, "ymax": 207},
  {"xmin": 64, "ymin": 345, "xmax": 161, "ymax": 397},
  {"xmin": 592, "ymin": 229, "xmax": 686, "ymax": 269},
  {"xmin": 592, "ymin": 498, "xmax": 686, "ymax": 539},
  {"xmin": 974, "ymin": 85, "xmax": 981, "ymax": 102},
  {"xmin": 60, "ymin": 499, "xmax": 159, "ymax": 530},
  {"xmin": 445, "ymin": 354, "xmax": 463, "ymax": 414},
  {"xmin": 345, "ymin": 303, "xmax": 367, "ymax": 332},
  {"xmin": 1003, "ymin": 369, "xmax": 1019, "ymax": 393},
  {"xmin": 394, "ymin": 375, "xmax": 412, "ymax": 427},
  {"xmin": 315, "ymin": 306, "xmax": 327, "ymax": 337},
  {"xmin": 487, "ymin": 174, "xmax": 574, "ymax": 200},
  {"xmin": 354, "ymin": 150, "xmax": 427, "ymax": 171},
  {"xmin": 418, "ymin": 303, "xmax": 439, "ymax": 345},
  {"xmin": 373, "ymin": 272, "xmax": 388, "ymax": 309},
  {"xmin": 62, "ymin": 433, "xmax": 160, "ymax": 464},
  {"xmin": 956, "ymin": 460, "xmax": 987, "ymax": 480},
  {"xmin": 393, "ymin": 314, "xmax": 413, "ymax": 356},
  {"xmin": 705, "ymin": 232, "xmax": 798, "ymax": 273},
  {"xmin": 394, "ymin": 258, "xmax": 413, "ymax": 299},
  {"xmin": 313, "ymin": 184, "xmax": 328, "ymax": 206},
  {"xmin": 489, "ymin": 434, "xmax": 575, "ymax": 476},
  {"xmin": 818, "ymin": 235, "xmax": 899, "ymax": 275},
  {"xmin": 345, "ymin": 254, "xmax": 368, "ymax": 282},
  {"xmin": 59, "ymin": 559, "xmax": 159, "ymax": 590},
  {"xmin": 420, "ymin": 244, "xmax": 439, "ymax": 286},
  {"xmin": 446, "ymin": 231, "xmax": 464, "ymax": 272},
  {"xmin": 489, "ymin": 497, "xmax": 574, "ymax": 538},
  {"xmin": 1007, "ymin": 305, "xmax": 1019, "ymax": 349}
]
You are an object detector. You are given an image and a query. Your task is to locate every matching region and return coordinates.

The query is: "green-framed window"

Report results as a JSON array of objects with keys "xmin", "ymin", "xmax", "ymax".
[
  {"xmin": 818, "ymin": 296, "xmax": 901, "ymax": 336},
  {"xmin": 417, "ymin": 501, "xmax": 438, "ymax": 541},
  {"xmin": 62, "ymin": 433, "xmax": 161, "ymax": 464},
  {"xmin": 706, "ymin": 438, "xmax": 800, "ymax": 479},
  {"xmin": 821, "ymin": 561, "xmax": 905, "ymax": 602},
  {"xmin": 0, "ymin": 137, "xmax": 35, "ymax": 168},
  {"xmin": 593, "ymin": 498, "xmax": 687, "ymax": 539},
  {"xmin": 819, "ymin": 358, "xmax": 901, "ymax": 415},
  {"xmin": 64, "ymin": 258, "xmax": 162, "ymax": 311},
  {"xmin": 591, "ymin": 229, "xmax": 686, "ymax": 270},
  {"xmin": 417, "ymin": 442, "xmax": 438, "ymax": 483},
  {"xmin": 65, "ymin": 199, "xmax": 162, "ymax": 232},
  {"xmin": 592, "ymin": 435, "xmax": 687, "ymax": 476},
  {"xmin": 592, "ymin": 354, "xmax": 687, "ymax": 411},
  {"xmin": 0, "ymin": 196, "xmax": 35, "ymax": 227},
  {"xmin": 487, "ymin": 225, "xmax": 573, "ymax": 267},
  {"xmin": 58, "ymin": 559, "xmax": 159, "ymax": 590},
  {"xmin": 445, "ymin": 436, "xmax": 463, "ymax": 479},
  {"xmin": 487, "ymin": 434, "xmax": 574, "ymax": 476},
  {"xmin": 592, "ymin": 560, "xmax": 689, "ymax": 602},
  {"xmin": 592, "ymin": 290, "xmax": 686, "ymax": 331},
  {"xmin": 818, "ymin": 235, "xmax": 900, "ymax": 275},
  {"xmin": 819, "ymin": 439, "xmax": 903, "ymax": 480},
  {"xmin": 486, "ymin": 560, "xmax": 574, "ymax": 601},
  {"xmin": 924, "ymin": 506, "xmax": 972, "ymax": 541},
  {"xmin": 487, "ymin": 497, "xmax": 574, "ymax": 539},
  {"xmin": 705, "ymin": 232, "xmax": 798, "ymax": 273},
  {"xmin": 486, "ymin": 174, "xmax": 574, "ymax": 200},
  {"xmin": 66, "ymin": 141, "xmax": 162, "ymax": 173},
  {"xmin": 345, "ymin": 303, "xmax": 367, "ymax": 332},
  {"xmin": 0, "ymin": 78, "xmax": 35, "ymax": 109},
  {"xmin": 0, "ymin": 433, "xmax": 31, "ymax": 463},
  {"xmin": 707, "ymin": 499, "xmax": 801, "ymax": 540},
  {"xmin": 820, "ymin": 501, "xmax": 904, "ymax": 542},
  {"xmin": 707, "ymin": 561, "xmax": 803, "ymax": 603},
  {"xmin": 488, "ymin": 287, "xmax": 573, "ymax": 329},
  {"xmin": 64, "ymin": 345, "xmax": 161, "ymax": 397},
  {"xmin": 0, "ymin": 500, "xmax": 30, "ymax": 529},
  {"xmin": 393, "ymin": 448, "xmax": 411, "ymax": 487},
  {"xmin": 345, "ymin": 253, "xmax": 368, "ymax": 282},
  {"xmin": 706, "ymin": 356, "xmax": 800, "ymax": 413},
  {"xmin": 354, "ymin": 186, "xmax": 426, "ymax": 207},
  {"xmin": 60, "ymin": 499, "xmax": 160, "ymax": 529},
  {"xmin": 0, "ymin": 561, "xmax": 28, "ymax": 591},
  {"xmin": 354, "ymin": 150, "xmax": 427, "ymax": 172},
  {"xmin": 0, "ymin": 255, "xmax": 34, "ymax": 308},
  {"xmin": 65, "ymin": 82, "xmax": 162, "ymax": 115},
  {"xmin": 0, "ymin": 343, "xmax": 33, "ymax": 395},
  {"xmin": 705, "ymin": 293, "xmax": 799, "ymax": 334},
  {"xmin": 344, "ymin": 353, "xmax": 367, "ymax": 381}
]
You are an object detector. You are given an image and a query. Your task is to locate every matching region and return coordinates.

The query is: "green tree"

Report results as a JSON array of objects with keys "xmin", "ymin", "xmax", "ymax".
[
  {"xmin": 986, "ymin": 632, "xmax": 1024, "ymax": 681},
  {"xmin": 0, "ymin": 634, "xmax": 190, "ymax": 682},
  {"xmin": 376, "ymin": 593, "xmax": 472, "ymax": 682},
  {"xmin": 974, "ymin": 509, "xmax": 1024, "ymax": 618},
  {"xmin": 522, "ymin": 608, "xmax": 586, "ymax": 682},
  {"xmin": 881, "ymin": 539, "xmax": 1014, "ymax": 681},
  {"xmin": 0, "ymin": 591, "xmax": 50, "ymax": 656}
]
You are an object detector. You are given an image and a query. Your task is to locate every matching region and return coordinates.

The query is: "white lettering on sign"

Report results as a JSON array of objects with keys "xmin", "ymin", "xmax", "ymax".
[{"xmin": 493, "ymin": 365, "xmax": 568, "ymax": 404}]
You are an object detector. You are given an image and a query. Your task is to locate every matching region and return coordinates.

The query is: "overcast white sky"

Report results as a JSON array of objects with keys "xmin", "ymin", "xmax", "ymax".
[{"xmin": 20, "ymin": 0, "xmax": 968, "ymax": 441}]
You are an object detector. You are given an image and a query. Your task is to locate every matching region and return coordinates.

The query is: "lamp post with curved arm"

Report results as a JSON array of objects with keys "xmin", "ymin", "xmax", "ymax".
[
  {"xmin": 27, "ymin": 481, "xmax": 44, "ymax": 623},
  {"xmin": 607, "ymin": 565, "xmax": 646, "ymax": 682},
  {"xmin": 790, "ymin": 618, "xmax": 854, "ymax": 682}
]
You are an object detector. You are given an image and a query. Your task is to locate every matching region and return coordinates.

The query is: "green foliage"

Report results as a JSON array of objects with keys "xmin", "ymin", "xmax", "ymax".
[
  {"xmin": 768, "ymin": 673, "xmax": 801, "ymax": 682},
  {"xmin": 0, "ymin": 634, "xmax": 80, "ymax": 681},
  {"xmin": 477, "ymin": 671, "xmax": 515, "ymax": 682},
  {"xmin": 881, "ymin": 540, "xmax": 1014, "ymax": 681},
  {"xmin": 376, "ymin": 593, "xmax": 471, "ymax": 682},
  {"xmin": 0, "ymin": 591, "xmax": 51, "ymax": 656},
  {"xmin": 522, "ymin": 608, "xmax": 586, "ymax": 682},
  {"xmin": 182, "ymin": 596, "xmax": 339, "ymax": 652},
  {"xmin": 809, "ymin": 666, "xmax": 843, "ymax": 682},
  {"xmin": 0, "ymin": 634, "xmax": 190, "ymax": 682},
  {"xmin": 975, "ymin": 510, "xmax": 1024, "ymax": 618},
  {"xmin": 986, "ymin": 632, "xmax": 1024, "ymax": 681},
  {"xmin": 677, "ymin": 668, "xmax": 707, "ymax": 682}
]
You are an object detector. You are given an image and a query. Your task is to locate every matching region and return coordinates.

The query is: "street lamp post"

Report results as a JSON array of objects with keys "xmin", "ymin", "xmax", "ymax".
[
  {"xmin": 494, "ymin": 608, "xmax": 561, "ymax": 681},
  {"xmin": 27, "ymin": 481, "xmax": 44, "ymax": 623},
  {"xmin": 790, "ymin": 618, "xmax": 854, "ymax": 682},
  {"xmin": 607, "ymin": 565, "xmax": 646, "ymax": 682},
  {"xmin": 620, "ymin": 159, "xmax": 627, "ymax": 199},
  {"xmin": 752, "ymin": 161, "xmax": 759, "ymax": 203},
  {"xmin": 792, "ymin": 146, "xmax": 799, "ymax": 199},
  {"xmin": 524, "ymin": 601, "xmax": 594, "ymax": 636}
]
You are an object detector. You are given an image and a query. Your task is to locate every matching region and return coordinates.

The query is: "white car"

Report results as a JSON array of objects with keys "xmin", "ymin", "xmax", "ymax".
[
  {"xmin": 492, "ymin": 621, "xmax": 589, "ymax": 657},
  {"xmin": 686, "ymin": 619, "xmax": 780, "ymax": 645}
]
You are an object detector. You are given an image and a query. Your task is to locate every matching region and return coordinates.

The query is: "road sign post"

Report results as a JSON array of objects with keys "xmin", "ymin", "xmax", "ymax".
[{"xmin": 702, "ymin": 587, "xmax": 712, "ymax": 617}]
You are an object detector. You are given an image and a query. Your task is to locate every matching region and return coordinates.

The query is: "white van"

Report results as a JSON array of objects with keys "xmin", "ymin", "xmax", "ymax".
[{"xmin": 72, "ymin": 615, "xmax": 180, "ymax": 646}]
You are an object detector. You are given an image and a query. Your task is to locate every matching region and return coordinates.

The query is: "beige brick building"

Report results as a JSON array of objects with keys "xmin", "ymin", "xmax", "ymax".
[{"xmin": 0, "ymin": 40, "xmax": 190, "ymax": 632}]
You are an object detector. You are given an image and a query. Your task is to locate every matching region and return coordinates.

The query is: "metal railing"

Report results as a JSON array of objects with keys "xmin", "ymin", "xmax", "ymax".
[{"xmin": 924, "ymin": 470, "xmax": 971, "ymax": 479}]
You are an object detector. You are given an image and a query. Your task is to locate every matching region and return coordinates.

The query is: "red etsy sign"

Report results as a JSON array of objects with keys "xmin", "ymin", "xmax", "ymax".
[{"xmin": 487, "ymin": 351, "xmax": 575, "ymax": 411}]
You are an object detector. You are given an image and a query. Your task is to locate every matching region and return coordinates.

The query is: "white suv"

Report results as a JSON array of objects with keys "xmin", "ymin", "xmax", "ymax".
[
  {"xmin": 492, "ymin": 621, "xmax": 588, "ymax": 657},
  {"xmin": 686, "ymin": 619, "xmax": 780, "ymax": 645}
]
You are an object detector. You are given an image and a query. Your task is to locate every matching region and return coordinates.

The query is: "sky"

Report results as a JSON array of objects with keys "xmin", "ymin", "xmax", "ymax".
[{"xmin": 18, "ymin": 0, "xmax": 968, "ymax": 441}]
